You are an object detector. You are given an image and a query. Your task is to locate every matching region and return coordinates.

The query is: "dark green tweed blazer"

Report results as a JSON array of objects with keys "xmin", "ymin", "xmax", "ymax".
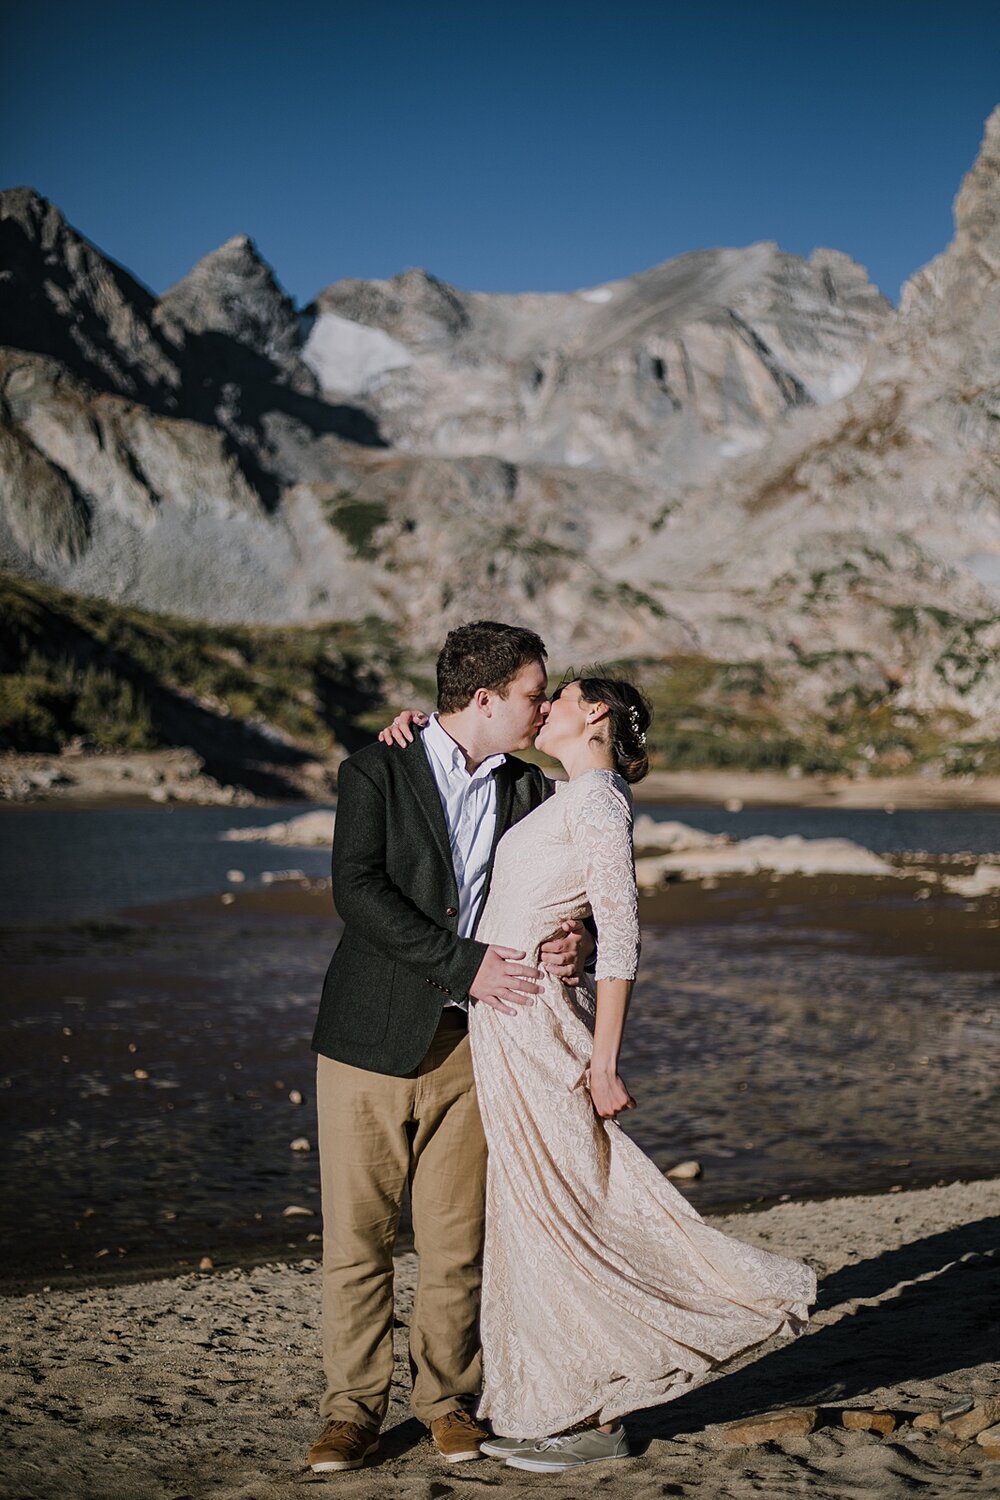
[{"xmin": 311, "ymin": 733, "xmax": 552, "ymax": 1075}]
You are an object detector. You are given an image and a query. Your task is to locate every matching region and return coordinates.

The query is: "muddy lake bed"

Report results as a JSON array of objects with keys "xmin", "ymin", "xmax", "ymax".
[{"xmin": 1, "ymin": 801, "xmax": 998, "ymax": 1290}]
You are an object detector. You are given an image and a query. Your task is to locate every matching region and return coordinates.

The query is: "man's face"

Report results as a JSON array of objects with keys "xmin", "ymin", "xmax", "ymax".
[{"xmin": 485, "ymin": 659, "xmax": 550, "ymax": 753}]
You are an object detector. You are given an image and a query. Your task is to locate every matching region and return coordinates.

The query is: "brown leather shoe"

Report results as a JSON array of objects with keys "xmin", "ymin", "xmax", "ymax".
[
  {"xmin": 308, "ymin": 1418, "xmax": 379, "ymax": 1471},
  {"xmin": 430, "ymin": 1408, "xmax": 487, "ymax": 1462}
]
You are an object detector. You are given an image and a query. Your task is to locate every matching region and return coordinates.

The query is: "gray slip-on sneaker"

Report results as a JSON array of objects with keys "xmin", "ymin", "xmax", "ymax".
[
  {"xmin": 505, "ymin": 1423, "xmax": 631, "ymax": 1472},
  {"xmin": 480, "ymin": 1434, "xmax": 544, "ymax": 1459}
]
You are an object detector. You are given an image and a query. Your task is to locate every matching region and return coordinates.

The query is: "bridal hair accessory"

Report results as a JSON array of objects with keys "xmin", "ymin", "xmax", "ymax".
[{"xmin": 628, "ymin": 705, "xmax": 646, "ymax": 744}]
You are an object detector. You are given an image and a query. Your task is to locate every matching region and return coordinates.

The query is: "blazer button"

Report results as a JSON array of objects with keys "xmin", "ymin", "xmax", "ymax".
[{"xmin": 445, "ymin": 906, "xmax": 457, "ymax": 917}]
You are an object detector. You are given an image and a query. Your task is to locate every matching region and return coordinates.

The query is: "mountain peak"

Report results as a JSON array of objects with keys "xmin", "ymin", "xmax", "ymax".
[
  {"xmin": 0, "ymin": 185, "xmax": 57, "ymax": 225},
  {"xmin": 953, "ymin": 103, "xmax": 1000, "ymax": 247},
  {"xmin": 198, "ymin": 232, "xmax": 264, "ymax": 268},
  {"xmin": 156, "ymin": 234, "xmax": 306, "ymax": 376},
  {"xmin": 899, "ymin": 106, "xmax": 1000, "ymax": 329},
  {"xmin": 0, "ymin": 185, "xmax": 180, "ymax": 400}
]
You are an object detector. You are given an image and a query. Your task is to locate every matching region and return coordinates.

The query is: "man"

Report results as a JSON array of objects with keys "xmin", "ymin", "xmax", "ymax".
[{"xmin": 308, "ymin": 620, "xmax": 592, "ymax": 1472}]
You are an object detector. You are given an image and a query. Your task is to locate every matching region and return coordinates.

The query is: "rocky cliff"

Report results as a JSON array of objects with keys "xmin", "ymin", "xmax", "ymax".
[{"xmin": 2, "ymin": 111, "xmax": 999, "ymax": 764}]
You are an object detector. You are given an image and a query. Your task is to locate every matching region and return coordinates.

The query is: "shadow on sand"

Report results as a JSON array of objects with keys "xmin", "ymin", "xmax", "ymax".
[{"xmin": 632, "ymin": 1214, "xmax": 999, "ymax": 1446}]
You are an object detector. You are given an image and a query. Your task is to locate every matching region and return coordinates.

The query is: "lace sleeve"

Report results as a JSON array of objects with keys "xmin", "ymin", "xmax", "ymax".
[{"xmin": 568, "ymin": 772, "xmax": 640, "ymax": 982}]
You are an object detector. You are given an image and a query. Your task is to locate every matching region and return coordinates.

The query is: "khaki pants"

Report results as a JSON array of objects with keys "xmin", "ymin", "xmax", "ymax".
[{"xmin": 316, "ymin": 1010, "xmax": 487, "ymax": 1429}]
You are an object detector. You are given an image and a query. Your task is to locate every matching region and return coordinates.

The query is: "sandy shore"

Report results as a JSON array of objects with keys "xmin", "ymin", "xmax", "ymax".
[
  {"xmin": 1, "ymin": 1176, "xmax": 997, "ymax": 1499},
  {"xmin": 5, "ymin": 747, "xmax": 1000, "ymax": 809},
  {"xmin": 637, "ymin": 768, "xmax": 1000, "ymax": 810}
]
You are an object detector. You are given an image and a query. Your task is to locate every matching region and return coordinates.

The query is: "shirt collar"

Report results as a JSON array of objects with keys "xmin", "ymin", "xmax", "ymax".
[{"xmin": 424, "ymin": 713, "xmax": 507, "ymax": 781}]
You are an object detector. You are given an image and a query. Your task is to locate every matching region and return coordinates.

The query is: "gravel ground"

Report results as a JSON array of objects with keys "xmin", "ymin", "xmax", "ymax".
[{"xmin": 1, "ymin": 1176, "xmax": 997, "ymax": 1500}]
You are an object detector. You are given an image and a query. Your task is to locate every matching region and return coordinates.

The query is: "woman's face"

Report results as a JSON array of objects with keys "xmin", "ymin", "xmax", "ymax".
[{"xmin": 534, "ymin": 679, "xmax": 589, "ymax": 754}]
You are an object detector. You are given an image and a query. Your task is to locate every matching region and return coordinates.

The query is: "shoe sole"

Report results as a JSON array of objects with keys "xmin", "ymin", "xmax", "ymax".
[
  {"xmin": 506, "ymin": 1450, "xmax": 629, "ymax": 1473},
  {"xmin": 310, "ymin": 1441, "xmax": 378, "ymax": 1471},
  {"xmin": 435, "ymin": 1446, "xmax": 483, "ymax": 1462}
]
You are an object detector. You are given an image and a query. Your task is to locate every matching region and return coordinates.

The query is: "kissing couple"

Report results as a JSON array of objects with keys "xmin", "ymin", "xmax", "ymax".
[{"xmin": 308, "ymin": 619, "xmax": 816, "ymax": 1474}]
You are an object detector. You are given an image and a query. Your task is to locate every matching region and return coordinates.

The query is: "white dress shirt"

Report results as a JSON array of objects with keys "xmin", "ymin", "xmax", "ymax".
[{"xmin": 421, "ymin": 714, "xmax": 507, "ymax": 1010}]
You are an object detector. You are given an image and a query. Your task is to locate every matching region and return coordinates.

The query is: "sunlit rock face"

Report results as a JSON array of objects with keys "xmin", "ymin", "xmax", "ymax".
[
  {"xmin": 0, "ymin": 187, "xmax": 184, "ymax": 405},
  {"xmin": 156, "ymin": 234, "xmax": 317, "ymax": 393},
  {"xmin": 305, "ymin": 244, "xmax": 889, "ymax": 480},
  {"xmin": 623, "ymin": 107, "xmax": 1000, "ymax": 723},
  {"xmin": 1, "ymin": 111, "xmax": 1000, "ymax": 734}
]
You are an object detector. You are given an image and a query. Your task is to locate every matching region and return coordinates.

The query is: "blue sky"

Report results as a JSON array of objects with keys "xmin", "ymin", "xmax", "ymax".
[{"xmin": 2, "ymin": 0, "xmax": 998, "ymax": 306}]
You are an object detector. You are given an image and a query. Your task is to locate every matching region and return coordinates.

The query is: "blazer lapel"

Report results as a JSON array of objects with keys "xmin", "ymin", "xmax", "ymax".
[
  {"xmin": 397, "ymin": 735, "xmax": 455, "ymax": 878},
  {"xmin": 481, "ymin": 759, "xmax": 514, "ymax": 896}
]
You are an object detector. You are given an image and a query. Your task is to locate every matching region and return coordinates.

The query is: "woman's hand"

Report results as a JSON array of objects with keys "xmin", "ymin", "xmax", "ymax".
[
  {"xmin": 377, "ymin": 710, "xmax": 430, "ymax": 746},
  {"xmin": 588, "ymin": 1067, "xmax": 636, "ymax": 1120}
]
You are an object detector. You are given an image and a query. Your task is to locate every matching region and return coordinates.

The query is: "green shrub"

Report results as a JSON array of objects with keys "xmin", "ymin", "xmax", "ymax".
[{"xmin": 323, "ymin": 493, "xmax": 390, "ymax": 559}]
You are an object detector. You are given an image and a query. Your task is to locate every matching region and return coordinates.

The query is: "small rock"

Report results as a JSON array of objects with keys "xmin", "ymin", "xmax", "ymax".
[
  {"xmin": 941, "ymin": 1396, "xmax": 975, "ymax": 1421},
  {"xmin": 226, "ymin": 869, "xmax": 245, "ymax": 883},
  {"xmin": 721, "ymin": 1407, "xmax": 818, "ymax": 1445},
  {"xmin": 133, "ymin": 1069, "xmax": 149, "ymax": 1080},
  {"xmin": 913, "ymin": 1410, "xmax": 942, "ymax": 1430},
  {"xmin": 946, "ymin": 1398, "xmax": 1000, "ymax": 1441},
  {"xmin": 199, "ymin": 1256, "xmax": 214, "ymax": 1271},
  {"xmin": 935, "ymin": 1433, "xmax": 965, "ymax": 1456},
  {"xmin": 976, "ymin": 1424, "xmax": 1000, "ymax": 1460},
  {"xmin": 666, "ymin": 1160, "xmax": 701, "ymax": 1180},
  {"xmin": 288, "ymin": 1089, "xmax": 304, "ymax": 1105},
  {"xmin": 842, "ymin": 1408, "xmax": 897, "ymax": 1434},
  {"xmin": 221, "ymin": 893, "xmax": 235, "ymax": 905},
  {"xmin": 290, "ymin": 1137, "xmax": 310, "ymax": 1152},
  {"xmin": 282, "ymin": 1205, "xmax": 314, "ymax": 1217},
  {"xmin": 149, "ymin": 786, "xmax": 169, "ymax": 803}
]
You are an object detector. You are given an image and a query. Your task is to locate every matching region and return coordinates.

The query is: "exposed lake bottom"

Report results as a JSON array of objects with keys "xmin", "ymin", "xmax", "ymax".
[{"xmin": 3, "ymin": 869, "xmax": 997, "ymax": 1289}]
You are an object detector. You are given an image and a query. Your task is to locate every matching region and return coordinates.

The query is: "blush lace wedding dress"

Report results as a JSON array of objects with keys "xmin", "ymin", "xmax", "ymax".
[{"xmin": 471, "ymin": 768, "xmax": 817, "ymax": 1438}]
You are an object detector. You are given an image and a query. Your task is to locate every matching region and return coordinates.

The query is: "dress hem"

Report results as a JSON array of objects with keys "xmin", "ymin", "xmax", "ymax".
[{"xmin": 477, "ymin": 1300, "xmax": 812, "ymax": 1439}]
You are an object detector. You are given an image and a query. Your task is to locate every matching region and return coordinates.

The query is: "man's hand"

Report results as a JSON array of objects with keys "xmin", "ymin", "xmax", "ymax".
[
  {"xmin": 539, "ymin": 918, "xmax": 593, "ymax": 988},
  {"xmin": 469, "ymin": 945, "xmax": 543, "ymax": 1017},
  {"xmin": 378, "ymin": 710, "xmax": 430, "ymax": 747}
]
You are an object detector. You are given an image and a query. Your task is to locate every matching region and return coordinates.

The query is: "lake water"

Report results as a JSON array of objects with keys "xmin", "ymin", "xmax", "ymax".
[{"xmin": 2, "ymin": 801, "xmax": 999, "ymax": 926}]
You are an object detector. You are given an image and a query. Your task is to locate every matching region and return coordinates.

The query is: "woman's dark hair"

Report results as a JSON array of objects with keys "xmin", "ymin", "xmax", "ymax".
[
  {"xmin": 577, "ymin": 675, "xmax": 652, "ymax": 784},
  {"xmin": 436, "ymin": 620, "xmax": 547, "ymax": 714}
]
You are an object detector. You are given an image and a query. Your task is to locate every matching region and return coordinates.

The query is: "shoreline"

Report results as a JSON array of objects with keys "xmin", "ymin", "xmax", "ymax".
[
  {"xmin": 1, "ymin": 1168, "xmax": 994, "ymax": 1302},
  {"xmin": 637, "ymin": 767, "xmax": 1000, "ymax": 809},
  {"xmin": 5, "ymin": 747, "xmax": 1000, "ymax": 810}
]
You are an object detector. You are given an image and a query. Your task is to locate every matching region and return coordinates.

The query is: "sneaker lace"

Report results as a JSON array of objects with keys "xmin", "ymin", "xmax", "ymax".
[
  {"xmin": 444, "ymin": 1409, "xmax": 479, "ymax": 1431},
  {"xmin": 322, "ymin": 1419, "xmax": 366, "ymax": 1441},
  {"xmin": 534, "ymin": 1419, "xmax": 610, "ymax": 1451}
]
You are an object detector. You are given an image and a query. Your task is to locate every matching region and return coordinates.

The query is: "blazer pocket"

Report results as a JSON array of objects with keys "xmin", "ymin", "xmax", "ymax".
[{"xmin": 322, "ymin": 944, "xmax": 393, "ymax": 1045}]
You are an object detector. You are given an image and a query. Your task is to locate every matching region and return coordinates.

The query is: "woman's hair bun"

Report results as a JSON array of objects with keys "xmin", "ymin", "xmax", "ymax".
[{"xmin": 577, "ymin": 675, "xmax": 651, "ymax": 784}]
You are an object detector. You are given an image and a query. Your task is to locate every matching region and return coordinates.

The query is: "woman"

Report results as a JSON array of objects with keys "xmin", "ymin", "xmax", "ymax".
[{"xmin": 385, "ymin": 678, "xmax": 816, "ymax": 1473}]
